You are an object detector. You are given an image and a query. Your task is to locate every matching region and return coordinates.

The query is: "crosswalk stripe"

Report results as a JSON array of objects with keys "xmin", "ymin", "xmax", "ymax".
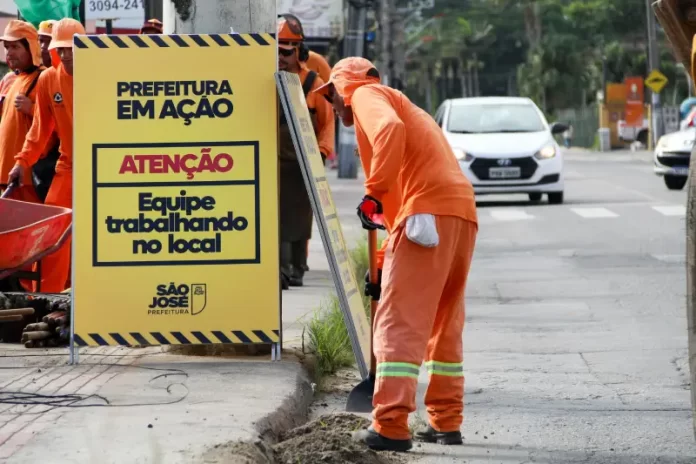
[
  {"xmin": 652, "ymin": 205, "xmax": 686, "ymax": 216},
  {"xmin": 570, "ymin": 207, "xmax": 618, "ymax": 218},
  {"xmin": 489, "ymin": 210, "xmax": 534, "ymax": 221}
]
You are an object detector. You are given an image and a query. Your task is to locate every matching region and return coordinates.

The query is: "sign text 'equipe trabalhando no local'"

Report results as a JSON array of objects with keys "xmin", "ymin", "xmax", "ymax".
[
  {"xmin": 276, "ymin": 71, "xmax": 372, "ymax": 379},
  {"xmin": 73, "ymin": 33, "xmax": 279, "ymax": 351}
]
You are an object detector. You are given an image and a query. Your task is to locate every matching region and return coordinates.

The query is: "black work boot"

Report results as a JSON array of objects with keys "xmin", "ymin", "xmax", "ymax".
[
  {"xmin": 353, "ymin": 426, "xmax": 412, "ymax": 452},
  {"xmin": 414, "ymin": 425, "xmax": 463, "ymax": 445}
]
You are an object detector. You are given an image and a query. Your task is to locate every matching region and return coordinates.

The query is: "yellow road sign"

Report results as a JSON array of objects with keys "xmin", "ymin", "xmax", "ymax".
[
  {"xmin": 645, "ymin": 69, "xmax": 668, "ymax": 93},
  {"xmin": 73, "ymin": 33, "xmax": 279, "ymax": 349},
  {"xmin": 276, "ymin": 72, "xmax": 372, "ymax": 378}
]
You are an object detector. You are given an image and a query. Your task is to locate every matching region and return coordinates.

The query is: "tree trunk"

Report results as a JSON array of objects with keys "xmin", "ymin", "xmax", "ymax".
[{"xmin": 687, "ymin": 144, "xmax": 696, "ymax": 440}]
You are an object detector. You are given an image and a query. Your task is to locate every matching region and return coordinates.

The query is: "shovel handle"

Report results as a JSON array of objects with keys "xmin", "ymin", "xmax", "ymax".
[
  {"xmin": 1, "ymin": 179, "xmax": 18, "ymax": 199},
  {"xmin": 368, "ymin": 229, "xmax": 378, "ymax": 377}
]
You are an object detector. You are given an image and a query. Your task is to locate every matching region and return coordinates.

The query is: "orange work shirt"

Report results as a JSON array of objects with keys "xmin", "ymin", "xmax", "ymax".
[
  {"xmin": 305, "ymin": 51, "xmax": 332, "ymax": 84},
  {"xmin": 0, "ymin": 68, "xmax": 43, "ymax": 186},
  {"xmin": 16, "ymin": 63, "xmax": 73, "ymax": 174},
  {"xmin": 352, "ymin": 84, "xmax": 478, "ymax": 231},
  {"xmin": 299, "ymin": 65, "xmax": 335, "ymax": 157}
]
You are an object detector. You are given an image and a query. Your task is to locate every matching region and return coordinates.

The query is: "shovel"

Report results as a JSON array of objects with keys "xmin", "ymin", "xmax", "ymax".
[{"xmin": 346, "ymin": 228, "xmax": 379, "ymax": 413}]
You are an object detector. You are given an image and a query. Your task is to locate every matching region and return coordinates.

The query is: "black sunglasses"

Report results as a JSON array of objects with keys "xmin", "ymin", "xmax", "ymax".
[{"xmin": 278, "ymin": 47, "xmax": 295, "ymax": 57}]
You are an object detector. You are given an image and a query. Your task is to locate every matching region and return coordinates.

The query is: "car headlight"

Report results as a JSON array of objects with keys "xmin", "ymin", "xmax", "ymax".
[
  {"xmin": 534, "ymin": 145, "xmax": 556, "ymax": 160},
  {"xmin": 656, "ymin": 137, "xmax": 669, "ymax": 151},
  {"xmin": 453, "ymin": 148, "xmax": 474, "ymax": 162}
]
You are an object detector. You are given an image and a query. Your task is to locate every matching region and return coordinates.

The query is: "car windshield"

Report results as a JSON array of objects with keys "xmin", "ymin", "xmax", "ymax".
[{"xmin": 447, "ymin": 103, "xmax": 546, "ymax": 134}]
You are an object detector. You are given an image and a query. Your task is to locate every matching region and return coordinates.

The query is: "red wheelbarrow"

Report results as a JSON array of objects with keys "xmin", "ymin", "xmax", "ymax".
[{"xmin": 0, "ymin": 182, "xmax": 72, "ymax": 289}]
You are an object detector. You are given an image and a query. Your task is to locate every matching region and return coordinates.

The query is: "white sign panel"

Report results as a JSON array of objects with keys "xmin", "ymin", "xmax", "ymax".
[
  {"xmin": 85, "ymin": 0, "xmax": 145, "ymax": 21},
  {"xmin": 278, "ymin": 0, "xmax": 344, "ymax": 39}
]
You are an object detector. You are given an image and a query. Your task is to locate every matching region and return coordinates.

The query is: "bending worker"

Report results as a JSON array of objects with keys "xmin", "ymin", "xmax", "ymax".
[
  {"xmin": 277, "ymin": 16, "xmax": 334, "ymax": 288},
  {"xmin": 8, "ymin": 18, "xmax": 86, "ymax": 293},
  {"xmin": 0, "ymin": 20, "xmax": 43, "ymax": 203},
  {"xmin": 315, "ymin": 57, "xmax": 478, "ymax": 452}
]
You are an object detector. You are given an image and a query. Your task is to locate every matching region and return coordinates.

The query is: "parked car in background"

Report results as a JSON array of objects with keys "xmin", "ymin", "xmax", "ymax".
[
  {"xmin": 435, "ymin": 97, "xmax": 568, "ymax": 204},
  {"xmin": 653, "ymin": 127, "xmax": 695, "ymax": 190},
  {"xmin": 618, "ymin": 118, "xmax": 649, "ymax": 146}
]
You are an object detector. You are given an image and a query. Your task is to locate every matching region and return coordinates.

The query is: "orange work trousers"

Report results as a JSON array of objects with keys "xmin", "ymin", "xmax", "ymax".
[
  {"xmin": 34, "ymin": 170, "xmax": 72, "ymax": 293},
  {"xmin": 371, "ymin": 215, "xmax": 477, "ymax": 440}
]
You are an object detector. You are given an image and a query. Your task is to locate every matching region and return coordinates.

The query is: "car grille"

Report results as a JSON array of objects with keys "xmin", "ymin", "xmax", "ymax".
[
  {"xmin": 469, "ymin": 156, "xmax": 538, "ymax": 180},
  {"xmin": 657, "ymin": 152, "xmax": 691, "ymax": 167}
]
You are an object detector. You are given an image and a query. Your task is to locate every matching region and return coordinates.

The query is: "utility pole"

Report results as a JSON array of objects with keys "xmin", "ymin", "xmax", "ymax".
[
  {"xmin": 337, "ymin": 0, "xmax": 369, "ymax": 179},
  {"xmin": 380, "ymin": 0, "xmax": 392, "ymax": 86},
  {"xmin": 646, "ymin": 0, "xmax": 665, "ymax": 142},
  {"xmin": 162, "ymin": 0, "xmax": 275, "ymax": 35}
]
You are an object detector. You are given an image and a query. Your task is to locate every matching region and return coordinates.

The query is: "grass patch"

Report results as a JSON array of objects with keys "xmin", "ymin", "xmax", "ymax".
[
  {"xmin": 305, "ymin": 236, "xmax": 386, "ymax": 379},
  {"xmin": 306, "ymin": 294, "xmax": 354, "ymax": 377}
]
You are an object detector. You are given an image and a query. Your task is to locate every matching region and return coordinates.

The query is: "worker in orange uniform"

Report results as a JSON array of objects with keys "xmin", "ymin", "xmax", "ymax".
[
  {"xmin": 139, "ymin": 19, "xmax": 163, "ymax": 35},
  {"xmin": 279, "ymin": 13, "xmax": 335, "ymax": 271},
  {"xmin": 315, "ymin": 57, "xmax": 478, "ymax": 452},
  {"xmin": 277, "ymin": 16, "xmax": 334, "ymax": 288},
  {"xmin": 0, "ymin": 20, "xmax": 44, "ymax": 203},
  {"xmin": 8, "ymin": 18, "xmax": 86, "ymax": 293}
]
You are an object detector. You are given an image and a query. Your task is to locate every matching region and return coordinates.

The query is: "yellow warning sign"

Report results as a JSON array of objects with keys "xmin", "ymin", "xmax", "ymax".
[
  {"xmin": 276, "ymin": 71, "xmax": 372, "ymax": 378},
  {"xmin": 645, "ymin": 69, "xmax": 668, "ymax": 93},
  {"xmin": 72, "ymin": 33, "xmax": 279, "ymax": 347}
]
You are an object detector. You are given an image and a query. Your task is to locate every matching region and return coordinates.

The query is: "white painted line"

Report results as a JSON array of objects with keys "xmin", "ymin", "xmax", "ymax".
[
  {"xmin": 570, "ymin": 207, "xmax": 618, "ymax": 218},
  {"xmin": 652, "ymin": 205, "xmax": 686, "ymax": 216},
  {"xmin": 489, "ymin": 210, "xmax": 534, "ymax": 221}
]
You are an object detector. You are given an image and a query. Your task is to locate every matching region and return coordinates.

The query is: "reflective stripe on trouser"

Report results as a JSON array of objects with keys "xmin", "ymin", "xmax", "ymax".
[
  {"xmin": 372, "ymin": 216, "xmax": 476, "ymax": 440},
  {"xmin": 36, "ymin": 170, "xmax": 72, "ymax": 293}
]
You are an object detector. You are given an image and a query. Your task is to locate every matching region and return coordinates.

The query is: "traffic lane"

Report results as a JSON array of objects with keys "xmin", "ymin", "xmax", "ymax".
[{"xmin": 409, "ymin": 157, "xmax": 693, "ymax": 462}]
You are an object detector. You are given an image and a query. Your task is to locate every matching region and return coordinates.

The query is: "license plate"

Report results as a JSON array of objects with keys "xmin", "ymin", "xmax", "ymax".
[
  {"xmin": 489, "ymin": 167, "xmax": 521, "ymax": 179},
  {"xmin": 670, "ymin": 166, "xmax": 689, "ymax": 176}
]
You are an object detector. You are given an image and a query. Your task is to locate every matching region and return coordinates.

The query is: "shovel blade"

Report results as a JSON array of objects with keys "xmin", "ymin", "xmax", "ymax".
[{"xmin": 345, "ymin": 376, "xmax": 375, "ymax": 413}]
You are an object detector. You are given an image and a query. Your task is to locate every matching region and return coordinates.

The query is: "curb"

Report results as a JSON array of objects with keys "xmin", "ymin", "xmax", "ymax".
[{"xmin": 198, "ymin": 362, "xmax": 315, "ymax": 463}]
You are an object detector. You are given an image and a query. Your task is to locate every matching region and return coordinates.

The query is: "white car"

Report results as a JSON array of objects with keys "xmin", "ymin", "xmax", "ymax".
[
  {"xmin": 653, "ymin": 127, "xmax": 694, "ymax": 190},
  {"xmin": 434, "ymin": 97, "xmax": 567, "ymax": 204}
]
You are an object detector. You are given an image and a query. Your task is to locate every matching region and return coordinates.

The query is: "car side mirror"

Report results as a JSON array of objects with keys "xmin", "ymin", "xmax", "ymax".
[{"xmin": 550, "ymin": 122, "xmax": 568, "ymax": 135}]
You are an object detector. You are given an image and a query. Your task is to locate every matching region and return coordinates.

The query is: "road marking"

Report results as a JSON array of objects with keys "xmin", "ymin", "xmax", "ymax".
[
  {"xmin": 489, "ymin": 210, "xmax": 534, "ymax": 221},
  {"xmin": 652, "ymin": 205, "xmax": 686, "ymax": 216},
  {"xmin": 570, "ymin": 207, "xmax": 618, "ymax": 218}
]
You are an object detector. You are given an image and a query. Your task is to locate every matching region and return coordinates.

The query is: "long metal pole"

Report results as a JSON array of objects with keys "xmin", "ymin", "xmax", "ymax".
[
  {"xmin": 337, "ymin": 1, "xmax": 367, "ymax": 179},
  {"xmin": 646, "ymin": 0, "xmax": 664, "ymax": 142}
]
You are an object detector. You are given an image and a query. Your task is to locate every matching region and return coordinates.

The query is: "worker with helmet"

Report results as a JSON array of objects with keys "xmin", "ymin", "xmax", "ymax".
[
  {"xmin": 315, "ymin": 57, "xmax": 478, "ymax": 452},
  {"xmin": 37, "ymin": 20, "xmax": 57, "ymax": 68},
  {"xmin": 8, "ymin": 18, "xmax": 87, "ymax": 293},
  {"xmin": 277, "ymin": 16, "xmax": 335, "ymax": 288},
  {"xmin": 139, "ymin": 19, "xmax": 163, "ymax": 35},
  {"xmin": 0, "ymin": 20, "xmax": 44, "ymax": 203}
]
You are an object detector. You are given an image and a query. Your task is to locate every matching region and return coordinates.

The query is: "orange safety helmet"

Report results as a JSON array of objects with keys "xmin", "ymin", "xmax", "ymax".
[
  {"xmin": 0, "ymin": 20, "xmax": 42, "ymax": 67},
  {"xmin": 277, "ymin": 16, "xmax": 304, "ymax": 50}
]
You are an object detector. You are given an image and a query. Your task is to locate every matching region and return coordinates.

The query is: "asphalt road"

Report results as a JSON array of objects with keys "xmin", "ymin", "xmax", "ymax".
[
  {"xmin": 406, "ymin": 150, "xmax": 695, "ymax": 463},
  {"xmin": 317, "ymin": 149, "xmax": 694, "ymax": 463}
]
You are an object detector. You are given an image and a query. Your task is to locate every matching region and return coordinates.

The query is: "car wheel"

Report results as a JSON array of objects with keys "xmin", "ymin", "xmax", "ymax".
[
  {"xmin": 664, "ymin": 175, "xmax": 688, "ymax": 190},
  {"xmin": 529, "ymin": 193, "xmax": 542, "ymax": 202},
  {"xmin": 548, "ymin": 192, "xmax": 564, "ymax": 204}
]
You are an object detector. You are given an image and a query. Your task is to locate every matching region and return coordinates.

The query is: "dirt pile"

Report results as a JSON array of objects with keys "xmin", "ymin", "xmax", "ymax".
[{"xmin": 273, "ymin": 413, "xmax": 401, "ymax": 464}]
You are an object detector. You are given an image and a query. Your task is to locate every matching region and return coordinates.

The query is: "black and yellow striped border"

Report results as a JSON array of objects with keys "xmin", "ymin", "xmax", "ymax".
[
  {"xmin": 74, "ymin": 33, "xmax": 276, "ymax": 49},
  {"xmin": 73, "ymin": 329, "xmax": 280, "ymax": 346}
]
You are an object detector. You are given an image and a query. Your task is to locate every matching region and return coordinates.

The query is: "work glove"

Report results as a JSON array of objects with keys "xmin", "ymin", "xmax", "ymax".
[
  {"xmin": 364, "ymin": 269, "xmax": 383, "ymax": 301},
  {"xmin": 356, "ymin": 195, "xmax": 386, "ymax": 230}
]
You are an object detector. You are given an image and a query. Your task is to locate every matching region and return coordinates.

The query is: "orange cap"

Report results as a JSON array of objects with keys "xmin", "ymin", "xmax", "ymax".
[
  {"xmin": 140, "ymin": 18, "xmax": 163, "ymax": 34},
  {"xmin": 49, "ymin": 18, "xmax": 85, "ymax": 50},
  {"xmin": 0, "ymin": 20, "xmax": 42, "ymax": 67},
  {"xmin": 38, "ymin": 20, "xmax": 56, "ymax": 37},
  {"xmin": 277, "ymin": 18, "xmax": 303, "ymax": 50},
  {"xmin": 313, "ymin": 57, "xmax": 381, "ymax": 106}
]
